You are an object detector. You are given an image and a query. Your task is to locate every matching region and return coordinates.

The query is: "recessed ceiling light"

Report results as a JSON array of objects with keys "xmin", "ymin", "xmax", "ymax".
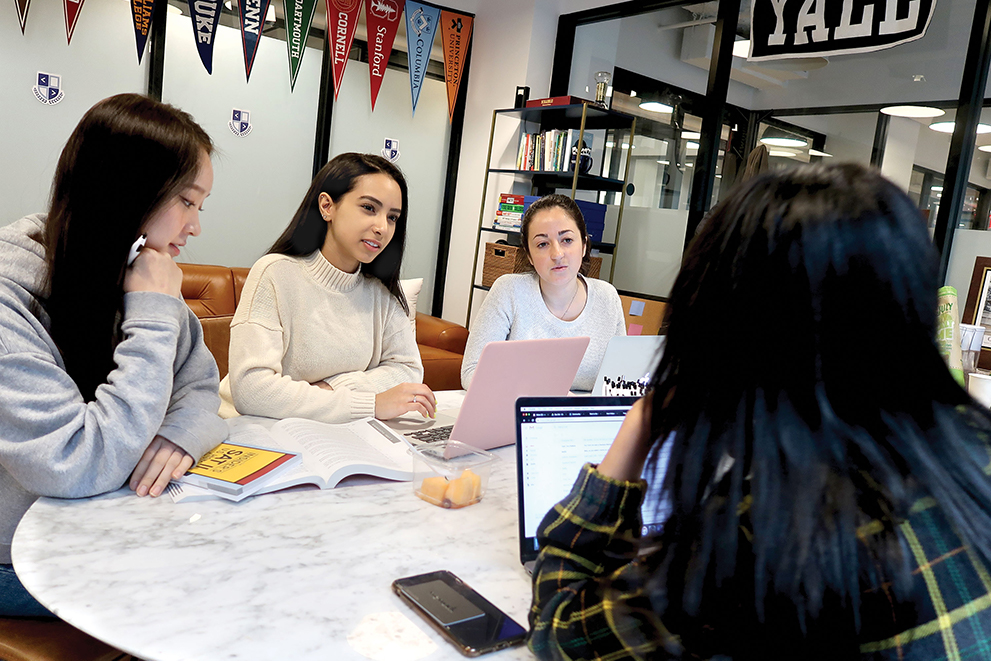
[
  {"xmin": 929, "ymin": 121, "xmax": 991, "ymax": 134},
  {"xmin": 630, "ymin": 90, "xmax": 637, "ymax": 98},
  {"xmin": 880, "ymin": 105, "xmax": 944, "ymax": 118},
  {"xmin": 224, "ymin": 0, "xmax": 232, "ymax": 8},
  {"xmin": 686, "ymin": 162, "xmax": 694, "ymax": 167},
  {"xmin": 769, "ymin": 149, "xmax": 797, "ymax": 157},
  {"xmin": 732, "ymin": 39, "xmax": 750, "ymax": 58},
  {"xmin": 931, "ymin": 186, "xmax": 944, "ymax": 192},
  {"xmin": 686, "ymin": 141, "xmax": 700, "ymax": 150},
  {"xmin": 266, "ymin": 4, "xmax": 275, "ymax": 21},
  {"xmin": 979, "ymin": 145, "xmax": 991, "ymax": 153},
  {"xmin": 167, "ymin": 3, "xmax": 182, "ymax": 14},
  {"xmin": 761, "ymin": 136, "xmax": 808, "ymax": 147},
  {"xmin": 681, "ymin": 131, "xmax": 701, "ymax": 140},
  {"xmin": 715, "ymin": 174, "xmax": 722, "ymax": 178},
  {"xmin": 808, "ymin": 148, "xmax": 833, "ymax": 157},
  {"xmin": 639, "ymin": 101, "xmax": 674, "ymax": 113},
  {"xmin": 657, "ymin": 159, "xmax": 669, "ymax": 165}
]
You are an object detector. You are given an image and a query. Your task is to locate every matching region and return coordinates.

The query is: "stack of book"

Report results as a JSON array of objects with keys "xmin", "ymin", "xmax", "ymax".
[
  {"xmin": 515, "ymin": 129, "xmax": 591, "ymax": 172},
  {"xmin": 493, "ymin": 193, "xmax": 524, "ymax": 231}
]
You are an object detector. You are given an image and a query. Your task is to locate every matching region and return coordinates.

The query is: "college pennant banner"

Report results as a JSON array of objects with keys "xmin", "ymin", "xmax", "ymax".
[
  {"xmin": 749, "ymin": 0, "xmax": 937, "ymax": 61},
  {"xmin": 64, "ymin": 0, "xmax": 87, "ymax": 44},
  {"xmin": 284, "ymin": 0, "xmax": 318, "ymax": 90},
  {"xmin": 327, "ymin": 0, "xmax": 363, "ymax": 100},
  {"xmin": 238, "ymin": 0, "xmax": 272, "ymax": 81},
  {"xmin": 440, "ymin": 9, "xmax": 472, "ymax": 122},
  {"xmin": 187, "ymin": 0, "xmax": 222, "ymax": 73},
  {"xmin": 130, "ymin": 0, "xmax": 157, "ymax": 64},
  {"xmin": 365, "ymin": 0, "xmax": 403, "ymax": 110},
  {"xmin": 14, "ymin": 0, "xmax": 30, "ymax": 34},
  {"xmin": 404, "ymin": 0, "xmax": 439, "ymax": 117}
]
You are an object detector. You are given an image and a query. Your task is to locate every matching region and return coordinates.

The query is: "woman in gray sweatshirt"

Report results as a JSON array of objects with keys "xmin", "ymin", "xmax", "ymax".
[{"xmin": 0, "ymin": 94, "xmax": 226, "ymax": 616}]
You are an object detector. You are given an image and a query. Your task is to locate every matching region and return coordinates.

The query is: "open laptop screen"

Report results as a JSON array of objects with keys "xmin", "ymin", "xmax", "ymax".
[{"xmin": 516, "ymin": 397, "xmax": 672, "ymax": 566}]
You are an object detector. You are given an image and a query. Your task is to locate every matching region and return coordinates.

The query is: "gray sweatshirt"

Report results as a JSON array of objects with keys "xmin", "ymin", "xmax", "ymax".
[{"xmin": 0, "ymin": 215, "xmax": 226, "ymax": 563}]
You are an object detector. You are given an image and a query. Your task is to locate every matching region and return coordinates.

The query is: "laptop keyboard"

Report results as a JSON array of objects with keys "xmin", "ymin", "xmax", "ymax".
[{"xmin": 404, "ymin": 425, "xmax": 454, "ymax": 444}]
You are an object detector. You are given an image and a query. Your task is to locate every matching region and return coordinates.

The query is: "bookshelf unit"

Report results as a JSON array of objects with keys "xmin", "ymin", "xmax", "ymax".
[{"xmin": 467, "ymin": 102, "xmax": 636, "ymax": 323}]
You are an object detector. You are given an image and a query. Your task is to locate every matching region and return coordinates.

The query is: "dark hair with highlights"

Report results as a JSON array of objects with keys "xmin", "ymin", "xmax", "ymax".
[
  {"xmin": 268, "ymin": 152, "xmax": 409, "ymax": 315},
  {"xmin": 627, "ymin": 162, "xmax": 991, "ymax": 658},
  {"xmin": 519, "ymin": 194, "xmax": 592, "ymax": 276},
  {"xmin": 44, "ymin": 93, "xmax": 213, "ymax": 402}
]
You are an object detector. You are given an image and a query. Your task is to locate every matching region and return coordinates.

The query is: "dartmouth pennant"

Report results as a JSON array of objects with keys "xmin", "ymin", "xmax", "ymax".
[
  {"xmin": 404, "ymin": 0, "xmax": 439, "ymax": 117},
  {"xmin": 238, "ymin": 0, "xmax": 272, "ymax": 81},
  {"xmin": 14, "ymin": 0, "xmax": 30, "ymax": 34},
  {"xmin": 130, "ymin": 0, "xmax": 157, "ymax": 64},
  {"xmin": 365, "ymin": 0, "xmax": 403, "ymax": 110},
  {"xmin": 64, "ymin": 0, "xmax": 87, "ymax": 44},
  {"xmin": 328, "ymin": 0, "xmax": 363, "ymax": 100},
  {"xmin": 440, "ymin": 8, "xmax": 472, "ymax": 122},
  {"xmin": 283, "ymin": 0, "xmax": 318, "ymax": 91},
  {"xmin": 187, "ymin": 0, "xmax": 222, "ymax": 73},
  {"xmin": 749, "ymin": 0, "xmax": 937, "ymax": 61}
]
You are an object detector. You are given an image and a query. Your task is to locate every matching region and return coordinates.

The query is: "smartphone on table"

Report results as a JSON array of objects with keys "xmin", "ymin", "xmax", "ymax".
[{"xmin": 392, "ymin": 570, "xmax": 527, "ymax": 657}]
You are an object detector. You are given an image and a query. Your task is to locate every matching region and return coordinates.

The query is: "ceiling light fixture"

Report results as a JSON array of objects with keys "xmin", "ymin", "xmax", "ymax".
[
  {"xmin": 808, "ymin": 148, "xmax": 833, "ymax": 157},
  {"xmin": 880, "ymin": 105, "xmax": 944, "ymax": 118},
  {"xmin": 768, "ymin": 149, "xmax": 797, "ymax": 157},
  {"xmin": 929, "ymin": 121, "xmax": 991, "ymax": 134},
  {"xmin": 732, "ymin": 39, "xmax": 750, "ymax": 58},
  {"xmin": 639, "ymin": 101, "xmax": 674, "ymax": 114},
  {"xmin": 686, "ymin": 141, "xmax": 700, "ymax": 150},
  {"xmin": 681, "ymin": 131, "xmax": 701, "ymax": 140},
  {"xmin": 931, "ymin": 186, "xmax": 944, "ymax": 192},
  {"xmin": 761, "ymin": 136, "xmax": 808, "ymax": 147},
  {"xmin": 979, "ymin": 145, "xmax": 991, "ymax": 153}
]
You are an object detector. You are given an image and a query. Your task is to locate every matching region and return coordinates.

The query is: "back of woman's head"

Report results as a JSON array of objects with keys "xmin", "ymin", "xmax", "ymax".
[
  {"xmin": 638, "ymin": 162, "xmax": 991, "ymax": 658},
  {"xmin": 46, "ymin": 93, "xmax": 212, "ymax": 401},
  {"xmin": 269, "ymin": 152, "xmax": 410, "ymax": 313}
]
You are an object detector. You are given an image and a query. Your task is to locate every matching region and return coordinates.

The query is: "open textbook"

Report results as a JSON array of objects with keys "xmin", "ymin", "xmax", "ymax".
[{"xmin": 167, "ymin": 417, "xmax": 414, "ymax": 503}]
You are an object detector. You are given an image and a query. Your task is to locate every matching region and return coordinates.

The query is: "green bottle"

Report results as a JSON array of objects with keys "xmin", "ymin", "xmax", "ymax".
[{"xmin": 937, "ymin": 286, "xmax": 965, "ymax": 386}]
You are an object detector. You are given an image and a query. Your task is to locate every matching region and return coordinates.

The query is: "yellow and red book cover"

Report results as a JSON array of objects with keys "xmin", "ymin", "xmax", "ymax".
[{"xmin": 183, "ymin": 443, "xmax": 300, "ymax": 495}]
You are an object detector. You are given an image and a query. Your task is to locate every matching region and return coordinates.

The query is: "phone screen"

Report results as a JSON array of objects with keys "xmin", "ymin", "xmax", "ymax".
[{"xmin": 393, "ymin": 570, "xmax": 527, "ymax": 656}]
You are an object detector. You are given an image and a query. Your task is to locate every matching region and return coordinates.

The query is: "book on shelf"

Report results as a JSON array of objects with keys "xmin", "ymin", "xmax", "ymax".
[
  {"xmin": 524, "ymin": 95, "xmax": 593, "ymax": 108},
  {"xmin": 167, "ymin": 417, "xmax": 414, "ymax": 503},
  {"xmin": 514, "ymin": 129, "xmax": 598, "ymax": 174},
  {"xmin": 499, "ymin": 193, "xmax": 525, "ymax": 205}
]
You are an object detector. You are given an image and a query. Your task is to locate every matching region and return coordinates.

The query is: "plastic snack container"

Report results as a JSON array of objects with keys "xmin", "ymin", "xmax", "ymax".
[{"xmin": 411, "ymin": 441, "xmax": 498, "ymax": 509}]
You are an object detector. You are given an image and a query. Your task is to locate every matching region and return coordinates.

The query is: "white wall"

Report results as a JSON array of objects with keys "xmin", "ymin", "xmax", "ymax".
[
  {"xmin": 0, "ymin": 0, "xmax": 148, "ymax": 225},
  {"xmin": 881, "ymin": 117, "xmax": 922, "ymax": 191}
]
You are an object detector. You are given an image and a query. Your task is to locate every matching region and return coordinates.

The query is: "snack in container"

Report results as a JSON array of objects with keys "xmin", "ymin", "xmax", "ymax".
[{"xmin": 411, "ymin": 440, "xmax": 497, "ymax": 509}]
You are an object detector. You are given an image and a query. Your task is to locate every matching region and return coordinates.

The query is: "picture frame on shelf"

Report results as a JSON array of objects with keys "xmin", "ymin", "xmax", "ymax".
[{"xmin": 961, "ymin": 256, "xmax": 991, "ymax": 369}]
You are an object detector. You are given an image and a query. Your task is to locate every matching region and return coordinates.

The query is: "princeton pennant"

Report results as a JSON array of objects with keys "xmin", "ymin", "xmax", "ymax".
[
  {"xmin": 130, "ymin": 0, "xmax": 157, "ymax": 64},
  {"xmin": 327, "ymin": 0, "xmax": 363, "ymax": 100},
  {"xmin": 283, "ymin": 0, "xmax": 318, "ymax": 91},
  {"xmin": 404, "ymin": 1, "xmax": 439, "ymax": 117},
  {"xmin": 64, "ymin": 0, "xmax": 86, "ymax": 44},
  {"xmin": 238, "ymin": 0, "xmax": 272, "ymax": 81},
  {"xmin": 14, "ymin": 0, "xmax": 30, "ymax": 34},
  {"xmin": 187, "ymin": 0, "xmax": 222, "ymax": 73},
  {"xmin": 440, "ymin": 9, "xmax": 472, "ymax": 122},
  {"xmin": 365, "ymin": 0, "xmax": 403, "ymax": 110}
]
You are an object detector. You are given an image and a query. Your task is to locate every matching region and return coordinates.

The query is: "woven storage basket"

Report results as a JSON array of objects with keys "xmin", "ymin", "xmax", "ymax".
[{"xmin": 481, "ymin": 243, "xmax": 523, "ymax": 287}]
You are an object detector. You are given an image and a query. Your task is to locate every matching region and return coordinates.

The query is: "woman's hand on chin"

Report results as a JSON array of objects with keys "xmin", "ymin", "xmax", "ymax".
[
  {"xmin": 375, "ymin": 383, "xmax": 437, "ymax": 420},
  {"xmin": 124, "ymin": 248, "xmax": 183, "ymax": 298}
]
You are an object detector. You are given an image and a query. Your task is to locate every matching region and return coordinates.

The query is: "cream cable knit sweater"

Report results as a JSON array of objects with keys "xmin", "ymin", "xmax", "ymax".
[{"xmin": 219, "ymin": 251, "xmax": 422, "ymax": 423}]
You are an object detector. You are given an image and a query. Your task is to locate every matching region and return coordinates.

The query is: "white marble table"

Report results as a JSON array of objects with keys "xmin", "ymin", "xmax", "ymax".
[{"xmin": 12, "ymin": 402, "xmax": 535, "ymax": 660}]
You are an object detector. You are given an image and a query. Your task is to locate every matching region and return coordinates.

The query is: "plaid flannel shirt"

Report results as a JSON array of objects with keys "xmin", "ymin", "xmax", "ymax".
[{"xmin": 529, "ymin": 462, "xmax": 991, "ymax": 661}]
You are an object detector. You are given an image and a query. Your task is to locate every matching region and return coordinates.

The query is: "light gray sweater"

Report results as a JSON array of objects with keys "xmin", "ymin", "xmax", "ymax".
[
  {"xmin": 0, "ymin": 215, "xmax": 226, "ymax": 563},
  {"xmin": 462, "ymin": 272, "xmax": 626, "ymax": 392}
]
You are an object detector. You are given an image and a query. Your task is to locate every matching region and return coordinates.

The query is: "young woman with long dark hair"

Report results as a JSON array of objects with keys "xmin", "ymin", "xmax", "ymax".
[
  {"xmin": 0, "ymin": 94, "xmax": 226, "ymax": 616},
  {"xmin": 529, "ymin": 163, "xmax": 991, "ymax": 659},
  {"xmin": 461, "ymin": 194, "xmax": 625, "ymax": 391},
  {"xmin": 219, "ymin": 153, "xmax": 435, "ymax": 423}
]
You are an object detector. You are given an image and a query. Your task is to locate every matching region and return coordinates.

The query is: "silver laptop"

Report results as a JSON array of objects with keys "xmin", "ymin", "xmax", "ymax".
[
  {"xmin": 385, "ymin": 337, "xmax": 590, "ymax": 451},
  {"xmin": 515, "ymin": 396, "xmax": 672, "ymax": 572},
  {"xmin": 591, "ymin": 335, "xmax": 666, "ymax": 396}
]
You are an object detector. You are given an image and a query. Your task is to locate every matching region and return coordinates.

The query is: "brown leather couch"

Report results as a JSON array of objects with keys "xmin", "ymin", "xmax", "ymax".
[{"xmin": 178, "ymin": 263, "xmax": 468, "ymax": 391}]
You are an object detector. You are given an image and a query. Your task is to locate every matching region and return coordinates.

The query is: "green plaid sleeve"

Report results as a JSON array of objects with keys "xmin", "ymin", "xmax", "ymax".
[{"xmin": 528, "ymin": 463, "xmax": 677, "ymax": 661}]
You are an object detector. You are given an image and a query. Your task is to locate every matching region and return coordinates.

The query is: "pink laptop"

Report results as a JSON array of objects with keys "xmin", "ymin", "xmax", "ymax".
[{"xmin": 385, "ymin": 337, "xmax": 590, "ymax": 450}]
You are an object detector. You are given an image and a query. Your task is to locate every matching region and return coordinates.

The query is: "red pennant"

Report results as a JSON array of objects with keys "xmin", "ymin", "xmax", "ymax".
[
  {"xmin": 365, "ymin": 0, "xmax": 403, "ymax": 110},
  {"xmin": 326, "ymin": 0, "xmax": 363, "ymax": 100},
  {"xmin": 14, "ymin": 0, "xmax": 31, "ymax": 33},
  {"xmin": 440, "ymin": 10, "xmax": 472, "ymax": 122},
  {"xmin": 64, "ymin": 0, "xmax": 86, "ymax": 44}
]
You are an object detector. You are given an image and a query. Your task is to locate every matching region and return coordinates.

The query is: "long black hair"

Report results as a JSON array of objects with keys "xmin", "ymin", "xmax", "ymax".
[
  {"xmin": 268, "ymin": 152, "xmax": 409, "ymax": 315},
  {"xmin": 629, "ymin": 162, "xmax": 991, "ymax": 657},
  {"xmin": 44, "ymin": 93, "xmax": 213, "ymax": 402}
]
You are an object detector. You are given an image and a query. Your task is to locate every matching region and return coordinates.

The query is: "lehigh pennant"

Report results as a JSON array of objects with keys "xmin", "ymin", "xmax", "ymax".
[{"xmin": 440, "ymin": 9, "xmax": 473, "ymax": 122}]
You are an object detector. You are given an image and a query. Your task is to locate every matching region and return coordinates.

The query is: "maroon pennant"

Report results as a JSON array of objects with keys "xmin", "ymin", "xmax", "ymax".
[
  {"xmin": 365, "ymin": 0, "xmax": 403, "ymax": 111},
  {"xmin": 14, "ymin": 0, "xmax": 31, "ymax": 33},
  {"xmin": 64, "ymin": 0, "xmax": 86, "ymax": 44}
]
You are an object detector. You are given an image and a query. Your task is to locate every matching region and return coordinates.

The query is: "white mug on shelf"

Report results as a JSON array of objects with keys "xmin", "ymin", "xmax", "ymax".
[{"xmin": 968, "ymin": 372, "xmax": 991, "ymax": 408}]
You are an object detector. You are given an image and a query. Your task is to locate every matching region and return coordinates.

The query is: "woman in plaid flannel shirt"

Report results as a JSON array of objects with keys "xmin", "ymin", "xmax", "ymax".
[{"xmin": 530, "ymin": 162, "xmax": 991, "ymax": 660}]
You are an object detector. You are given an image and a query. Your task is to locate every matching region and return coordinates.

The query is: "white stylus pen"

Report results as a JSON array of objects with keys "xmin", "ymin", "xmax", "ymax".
[{"xmin": 127, "ymin": 234, "xmax": 147, "ymax": 266}]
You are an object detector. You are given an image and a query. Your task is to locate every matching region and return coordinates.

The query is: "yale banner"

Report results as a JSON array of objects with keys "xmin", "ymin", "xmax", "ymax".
[
  {"xmin": 328, "ymin": 0, "xmax": 363, "ymax": 100},
  {"xmin": 238, "ymin": 0, "xmax": 271, "ymax": 81},
  {"xmin": 440, "ymin": 8, "xmax": 472, "ymax": 122},
  {"xmin": 366, "ymin": 0, "xmax": 403, "ymax": 111},
  {"xmin": 749, "ymin": 0, "xmax": 936, "ymax": 61}
]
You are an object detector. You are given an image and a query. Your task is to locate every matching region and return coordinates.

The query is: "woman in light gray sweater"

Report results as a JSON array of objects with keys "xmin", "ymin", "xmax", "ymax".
[
  {"xmin": 0, "ymin": 94, "xmax": 226, "ymax": 616},
  {"xmin": 462, "ymin": 195, "xmax": 626, "ymax": 392}
]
